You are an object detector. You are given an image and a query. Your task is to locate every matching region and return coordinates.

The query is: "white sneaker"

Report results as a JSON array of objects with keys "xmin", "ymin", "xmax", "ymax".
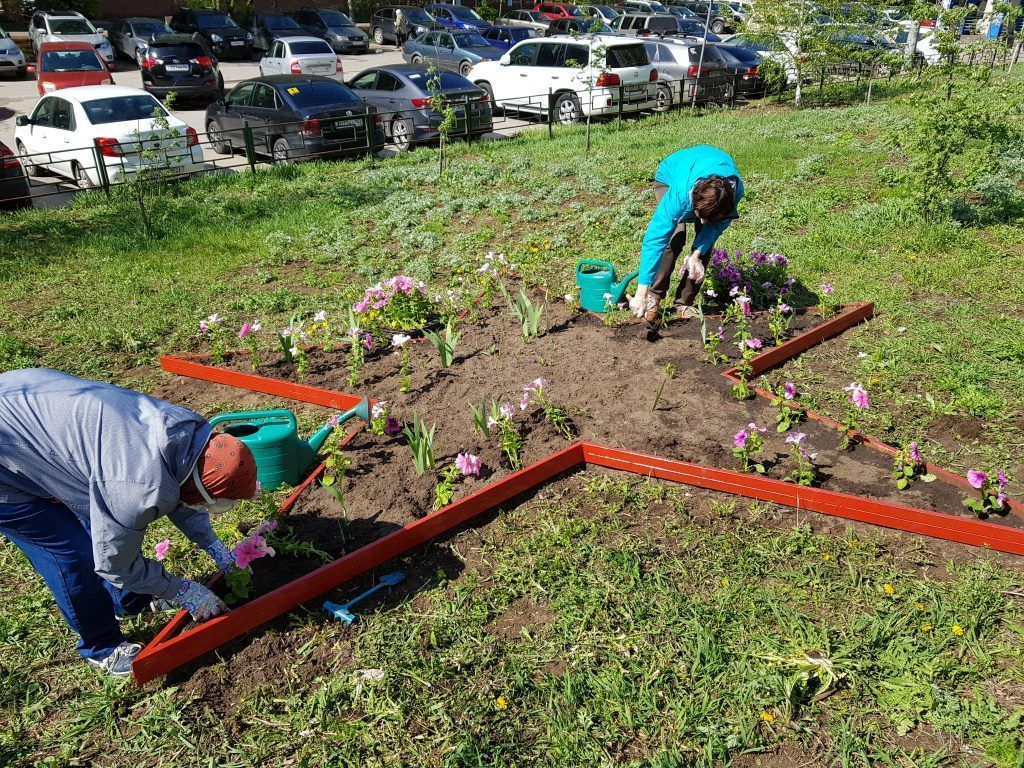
[{"xmin": 86, "ymin": 641, "xmax": 142, "ymax": 677}]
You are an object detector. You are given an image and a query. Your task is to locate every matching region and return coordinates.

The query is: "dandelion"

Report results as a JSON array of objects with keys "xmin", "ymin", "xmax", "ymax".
[
  {"xmin": 820, "ymin": 283, "xmax": 834, "ymax": 295},
  {"xmin": 914, "ymin": 601, "xmax": 925, "ymax": 611},
  {"xmin": 882, "ymin": 583, "xmax": 895, "ymax": 596},
  {"xmin": 760, "ymin": 711, "xmax": 775, "ymax": 723},
  {"xmin": 951, "ymin": 624, "xmax": 964, "ymax": 636},
  {"xmin": 844, "ymin": 382, "xmax": 870, "ymax": 409},
  {"xmin": 967, "ymin": 470, "xmax": 988, "ymax": 490},
  {"xmin": 392, "ymin": 333, "xmax": 412, "ymax": 347},
  {"xmin": 495, "ymin": 696, "xmax": 508, "ymax": 710},
  {"xmin": 920, "ymin": 624, "xmax": 933, "ymax": 633},
  {"xmin": 783, "ymin": 382, "xmax": 797, "ymax": 400},
  {"xmin": 455, "ymin": 452, "xmax": 482, "ymax": 476},
  {"xmin": 154, "ymin": 539, "xmax": 171, "ymax": 561},
  {"xmin": 822, "ymin": 553, "xmax": 831, "ymax": 561}
]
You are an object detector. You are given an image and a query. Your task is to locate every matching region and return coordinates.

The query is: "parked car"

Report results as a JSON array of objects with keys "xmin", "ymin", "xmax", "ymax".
[
  {"xmin": 36, "ymin": 41, "xmax": 113, "ymax": 96},
  {"xmin": 545, "ymin": 17, "xmax": 618, "ymax": 35},
  {"xmin": 403, "ymin": 29, "xmax": 503, "ymax": 76},
  {"xmin": 713, "ymin": 43, "xmax": 765, "ymax": 98},
  {"xmin": 480, "ymin": 25, "xmax": 540, "ymax": 51},
  {"xmin": 470, "ymin": 36, "xmax": 657, "ymax": 125},
  {"xmin": 348, "ymin": 64, "xmax": 492, "ymax": 150},
  {"xmin": 28, "ymin": 10, "xmax": 115, "ymax": 68},
  {"xmin": 169, "ymin": 7, "xmax": 253, "ymax": 60},
  {"xmin": 533, "ymin": 2, "xmax": 586, "ymax": 19},
  {"xmin": 0, "ymin": 140, "xmax": 31, "ymax": 210},
  {"xmin": 107, "ymin": 17, "xmax": 174, "ymax": 62},
  {"xmin": 205, "ymin": 76, "xmax": 384, "ymax": 163},
  {"xmin": 14, "ymin": 85, "xmax": 202, "ymax": 189},
  {"xmin": 727, "ymin": 34, "xmax": 799, "ymax": 84},
  {"xmin": 250, "ymin": 13, "xmax": 304, "ymax": 53},
  {"xmin": 0, "ymin": 24, "xmax": 27, "ymax": 79},
  {"xmin": 642, "ymin": 37, "xmax": 728, "ymax": 109},
  {"xmin": 670, "ymin": 0, "xmax": 739, "ymax": 34},
  {"xmin": 579, "ymin": 4, "xmax": 622, "ymax": 22},
  {"xmin": 291, "ymin": 8, "xmax": 369, "ymax": 54},
  {"xmin": 423, "ymin": 3, "xmax": 492, "ymax": 31},
  {"xmin": 610, "ymin": 12, "xmax": 718, "ymax": 39},
  {"xmin": 259, "ymin": 37, "xmax": 343, "ymax": 79},
  {"xmin": 140, "ymin": 35, "xmax": 223, "ymax": 102},
  {"xmin": 370, "ymin": 6, "xmax": 439, "ymax": 46},
  {"xmin": 664, "ymin": 5, "xmax": 699, "ymax": 18},
  {"xmin": 495, "ymin": 9, "xmax": 552, "ymax": 31},
  {"xmin": 619, "ymin": 0, "xmax": 672, "ymax": 13}
]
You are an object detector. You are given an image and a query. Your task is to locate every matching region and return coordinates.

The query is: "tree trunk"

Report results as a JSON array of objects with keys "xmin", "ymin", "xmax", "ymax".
[
  {"xmin": 906, "ymin": 23, "xmax": 920, "ymax": 60},
  {"xmin": 794, "ymin": 73, "xmax": 803, "ymax": 107}
]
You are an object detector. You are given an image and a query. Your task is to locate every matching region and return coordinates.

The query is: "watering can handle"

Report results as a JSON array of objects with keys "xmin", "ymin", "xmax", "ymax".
[
  {"xmin": 208, "ymin": 409, "xmax": 297, "ymax": 431},
  {"xmin": 576, "ymin": 259, "xmax": 614, "ymax": 277}
]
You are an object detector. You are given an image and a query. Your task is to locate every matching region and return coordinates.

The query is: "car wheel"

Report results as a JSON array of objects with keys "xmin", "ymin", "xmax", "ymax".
[
  {"xmin": 391, "ymin": 117, "xmax": 413, "ymax": 152},
  {"xmin": 272, "ymin": 137, "xmax": 291, "ymax": 164},
  {"xmin": 373, "ymin": 26, "xmax": 384, "ymax": 45},
  {"xmin": 411, "ymin": 53, "xmax": 423, "ymax": 64},
  {"xmin": 207, "ymin": 120, "xmax": 231, "ymax": 154},
  {"xmin": 653, "ymin": 83, "xmax": 672, "ymax": 113},
  {"xmin": 458, "ymin": 60, "xmax": 471, "ymax": 76},
  {"xmin": 711, "ymin": 19, "xmax": 725, "ymax": 34},
  {"xmin": 476, "ymin": 80, "xmax": 496, "ymax": 110},
  {"xmin": 15, "ymin": 141, "xmax": 39, "ymax": 178},
  {"xmin": 553, "ymin": 92, "xmax": 581, "ymax": 125},
  {"xmin": 73, "ymin": 162, "xmax": 94, "ymax": 190}
]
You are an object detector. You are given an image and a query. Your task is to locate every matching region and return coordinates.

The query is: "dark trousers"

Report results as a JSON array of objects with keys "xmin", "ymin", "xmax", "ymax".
[
  {"xmin": 396, "ymin": 31, "xmax": 408, "ymax": 47},
  {"xmin": 0, "ymin": 498, "xmax": 150, "ymax": 660},
  {"xmin": 649, "ymin": 182, "xmax": 708, "ymax": 308}
]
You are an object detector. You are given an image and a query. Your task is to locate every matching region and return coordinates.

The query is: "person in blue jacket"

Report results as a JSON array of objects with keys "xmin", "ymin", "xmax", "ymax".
[
  {"xmin": 0, "ymin": 369, "xmax": 260, "ymax": 676},
  {"xmin": 630, "ymin": 145, "xmax": 744, "ymax": 326}
]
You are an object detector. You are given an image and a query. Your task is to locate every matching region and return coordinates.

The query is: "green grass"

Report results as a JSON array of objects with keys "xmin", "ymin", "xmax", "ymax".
[{"xmin": 1, "ymin": 70, "xmax": 1023, "ymax": 766}]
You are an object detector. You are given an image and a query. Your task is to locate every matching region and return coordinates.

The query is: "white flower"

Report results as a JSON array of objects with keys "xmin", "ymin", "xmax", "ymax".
[
  {"xmin": 289, "ymin": 346, "xmax": 299, "ymax": 357},
  {"xmin": 392, "ymin": 333, "xmax": 412, "ymax": 347},
  {"xmin": 371, "ymin": 402, "xmax": 387, "ymax": 419},
  {"xmin": 252, "ymin": 321, "xmax": 262, "ymax": 332},
  {"xmin": 857, "ymin": 352, "xmax": 867, "ymax": 359},
  {"xmin": 313, "ymin": 310, "xmax": 328, "ymax": 323},
  {"xmin": 564, "ymin": 294, "xmax": 574, "ymax": 303},
  {"xmin": 206, "ymin": 313, "xmax": 223, "ymax": 325},
  {"xmin": 897, "ymin": 326, "xmax": 908, "ymax": 334}
]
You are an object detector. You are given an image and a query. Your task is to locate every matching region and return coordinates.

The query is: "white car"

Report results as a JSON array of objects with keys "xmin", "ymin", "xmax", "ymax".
[
  {"xmin": 470, "ymin": 36, "xmax": 657, "ymax": 125},
  {"xmin": 259, "ymin": 37, "xmax": 343, "ymax": 79},
  {"xmin": 0, "ymin": 24, "xmax": 26, "ymax": 78},
  {"xmin": 28, "ymin": 10, "xmax": 115, "ymax": 67},
  {"xmin": 14, "ymin": 85, "xmax": 203, "ymax": 189}
]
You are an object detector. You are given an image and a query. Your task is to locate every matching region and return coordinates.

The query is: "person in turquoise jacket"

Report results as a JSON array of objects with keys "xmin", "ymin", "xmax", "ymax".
[{"xmin": 630, "ymin": 145, "xmax": 743, "ymax": 326}]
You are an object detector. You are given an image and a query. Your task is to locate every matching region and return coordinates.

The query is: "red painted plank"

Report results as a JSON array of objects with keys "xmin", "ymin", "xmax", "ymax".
[{"xmin": 132, "ymin": 442, "xmax": 585, "ymax": 684}]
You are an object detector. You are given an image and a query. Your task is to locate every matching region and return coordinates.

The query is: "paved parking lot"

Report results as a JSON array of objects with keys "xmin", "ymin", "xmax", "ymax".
[{"xmin": 0, "ymin": 45, "xmax": 532, "ymax": 208}]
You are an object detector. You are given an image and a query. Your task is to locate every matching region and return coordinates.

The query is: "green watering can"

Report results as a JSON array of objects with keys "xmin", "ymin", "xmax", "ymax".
[
  {"xmin": 576, "ymin": 259, "xmax": 640, "ymax": 313},
  {"xmin": 208, "ymin": 398, "xmax": 371, "ymax": 490}
]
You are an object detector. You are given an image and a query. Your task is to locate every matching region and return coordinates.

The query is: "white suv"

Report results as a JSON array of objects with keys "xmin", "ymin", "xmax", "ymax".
[
  {"xmin": 29, "ymin": 11, "xmax": 115, "ymax": 67},
  {"xmin": 470, "ymin": 36, "xmax": 657, "ymax": 125}
]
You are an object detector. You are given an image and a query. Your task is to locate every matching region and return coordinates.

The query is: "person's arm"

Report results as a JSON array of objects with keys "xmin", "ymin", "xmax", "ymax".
[
  {"xmin": 166, "ymin": 503, "xmax": 236, "ymax": 571},
  {"xmin": 638, "ymin": 183, "xmax": 693, "ymax": 286},
  {"xmin": 690, "ymin": 217, "xmax": 732, "ymax": 257}
]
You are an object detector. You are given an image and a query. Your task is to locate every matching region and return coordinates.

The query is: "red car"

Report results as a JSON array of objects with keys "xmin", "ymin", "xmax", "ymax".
[
  {"xmin": 35, "ymin": 41, "xmax": 113, "ymax": 96},
  {"xmin": 533, "ymin": 2, "xmax": 586, "ymax": 19}
]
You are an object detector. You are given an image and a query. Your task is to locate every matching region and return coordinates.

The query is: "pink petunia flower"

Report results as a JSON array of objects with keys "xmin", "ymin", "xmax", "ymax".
[
  {"xmin": 821, "ymin": 283, "xmax": 835, "ymax": 296},
  {"xmin": 744, "ymin": 338, "xmax": 762, "ymax": 350},
  {"xmin": 733, "ymin": 429, "xmax": 749, "ymax": 448},
  {"xmin": 199, "ymin": 320, "xmax": 209, "ymax": 335},
  {"xmin": 997, "ymin": 469, "xmax": 1008, "ymax": 489},
  {"xmin": 736, "ymin": 296, "xmax": 752, "ymax": 317},
  {"xmin": 372, "ymin": 401, "xmax": 387, "ymax": 420},
  {"xmin": 967, "ymin": 470, "xmax": 988, "ymax": 490},
  {"xmin": 783, "ymin": 382, "xmax": 797, "ymax": 400},
  {"xmin": 254, "ymin": 520, "xmax": 278, "ymax": 536},
  {"xmin": 778, "ymin": 303, "xmax": 792, "ymax": 315},
  {"xmin": 455, "ymin": 452, "xmax": 482, "ymax": 476},
  {"xmin": 909, "ymin": 441, "xmax": 922, "ymax": 464},
  {"xmin": 786, "ymin": 432, "xmax": 807, "ymax": 445},
  {"xmin": 363, "ymin": 333, "xmax": 375, "ymax": 351},
  {"xmin": 524, "ymin": 377, "xmax": 548, "ymax": 394},
  {"xmin": 238, "ymin": 322, "xmax": 253, "ymax": 339},
  {"xmin": 499, "ymin": 402, "xmax": 515, "ymax": 420},
  {"xmin": 748, "ymin": 422, "xmax": 767, "ymax": 433},
  {"xmin": 154, "ymin": 539, "xmax": 171, "ymax": 561},
  {"xmin": 844, "ymin": 383, "xmax": 870, "ymax": 409}
]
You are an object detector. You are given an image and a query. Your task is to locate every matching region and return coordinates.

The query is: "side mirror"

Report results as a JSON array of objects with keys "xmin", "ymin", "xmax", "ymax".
[
  {"xmin": 96, "ymin": 27, "xmax": 106, "ymax": 34},
  {"xmin": 499, "ymin": 52, "xmax": 511, "ymax": 64},
  {"xmin": 16, "ymin": 115, "xmax": 30, "ymax": 126}
]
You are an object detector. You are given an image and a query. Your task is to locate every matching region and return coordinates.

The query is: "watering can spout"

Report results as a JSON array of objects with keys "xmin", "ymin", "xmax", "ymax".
[
  {"xmin": 609, "ymin": 269, "xmax": 640, "ymax": 305},
  {"xmin": 308, "ymin": 396, "xmax": 373, "ymax": 454},
  {"xmin": 307, "ymin": 424, "xmax": 334, "ymax": 455}
]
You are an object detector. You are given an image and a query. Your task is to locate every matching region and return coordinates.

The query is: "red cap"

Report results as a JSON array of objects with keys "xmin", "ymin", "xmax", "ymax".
[{"xmin": 180, "ymin": 433, "xmax": 257, "ymax": 505}]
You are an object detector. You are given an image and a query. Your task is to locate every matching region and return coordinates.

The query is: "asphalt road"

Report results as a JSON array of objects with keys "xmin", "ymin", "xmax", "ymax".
[{"xmin": 0, "ymin": 45, "xmax": 532, "ymax": 209}]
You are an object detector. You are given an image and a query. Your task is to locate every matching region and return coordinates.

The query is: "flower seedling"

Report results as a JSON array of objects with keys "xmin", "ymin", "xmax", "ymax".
[
  {"xmin": 199, "ymin": 313, "xmax": 227, "ymax": 364},
  {"xmin": 224, "ymin": 531, "xmax": 276, "ymax": 604},
  {"xmin": 488, "ymin": 401, "xmax": 523, "ymax": 470},
  {"xmin": 503, "ymin": 284, "xmax": 545, "ymax": 342},
  {"xmin": 392, "ymin": 333, "xmax": 414, "ymax": 392},
  {"xmin": 433, "ymin": 465, "xmax": 461, "ymax": 511},
  {"xmin": 732, "ymin": 423, "xmax": 767, "ymax": 474},
  {"xmin": 470, "ymin": 399, "xmax": 491, "ymax": 438},
  {"xmin": 521, "ymin": 378, "xmax": 574, "ymax": 440},
  {"xmin": 352, "ymin": 275, "xmax": 435, "ymax": 331},
  {"xmin": 963, "ymin": 469, "xmax": 1010, "ymax": 517},
  {"xmin": 345, "ymin": 310, "xmax": 373, "ymax": 388},
  {"xmin": 278, "ymin": 319, "xmax": 308, "ymax": 377},
  {"xmin": 772, "ymin": 382, "xmax": 803, "ymax": 432},
  {"xmin": 700, "ymin": 310, "xmax": 727, "ymax": 365},
  {"xmin": 785, "ymin": 432, "xmax": 817, "ymax": 486},
  {"xmin": 767, "ymin": 300, "xmax": 792, "ymax": 345},
  {"xmin": 818, "ymin": 283, "xmax": 838, "ymax": 318},
  {"xmin": 403, "ymin": 413, "xmax": 436, "ymax": 476},
  {"xmin": 366, "ymin": 401, "xmax": 397, "ymax": 437},
  {"xmin": 238, "ymin": 320, "xmax": 262, "ymax": 370},
  {"xmin": 424, "ymin": 317, "xmax": 460, "ymax": 368},
  {"xmin": 652, "ymin": 363, "xmax": 677, "ymax": 411},
  {"xmin": 839, "ymin": 382, "xmax": 870, "ymax": 449},
  {"xmin": 892, "ymin": 441, "xmax": 936, "ymax": 490}
]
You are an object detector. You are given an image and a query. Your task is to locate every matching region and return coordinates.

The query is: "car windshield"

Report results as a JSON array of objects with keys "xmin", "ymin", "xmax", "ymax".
[
  {"xmin": 405, "ymin": 8, "xmax": 435, "ymax": 22},
  {"xmin": 321, "ymin": 11, "xmax": 355, "ymax": 26},
  {"xmin": 264, "ymin": 16, "xmax": 301, "ymax": 29},
  {"xmin": 134, "ymin": 21, "xmax": 170, "ymax": 35},
  {"xmin": 82, "ymin": 95, "xmax": 167, "ymax": 124},
  {"xmin": 647, "ymin": 2, "xmax": 668, "ymax": 11},
  {"xmin": 449, "ymin": 5, "xmax": 484, "ymax": 20},
  {"xmin": 564, "ymin": 5, "xmax": 586, "ymax": 16},
  {"xmin": 887, "ymin": 8, "xmax": 908, "ymax": 20},
  {"xmin": 196, "ymin": 12, "xmax": 238, "ymax": 28},
  {"xmin": 40, "ymin": 49, "xmax": 103, "ymax": 71},
  {"xmin": 605, "ymin": 43, "xmax": 648, "ymax": 66},
  {"xmin": 594, "ymin": 5, "xmax": 618, "ymax": 15},
  {"xmin": 647, "ymin": 16, "xmax": 679, "ymax": 31},
  {"xmin": 527, "ymin": 11, "xmax": 548, "ymax": 19},
  {"xmin": 453, "ymin": 32, "xmax": 489, "ymax": 46},
  {"xmin": 51, "ymin": 20, "xmax": 95, "ymax": 34},
  {"xmin": 280, "ymin": 80, "xmax": 359, "ymax": 108},
  {"xmin": 289, "ymin": 40, "xmax": 333, "ymax": 54},
  {"xmin": 510, "ymin": 28, "xmax": 535, "ymax": 39}
]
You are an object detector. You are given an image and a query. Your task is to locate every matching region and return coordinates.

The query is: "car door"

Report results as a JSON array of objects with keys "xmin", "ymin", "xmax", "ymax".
[
  {"xmin": 218, "ymin": 81, "xmax": 255, "ymax": 139},
  {"xmin": 262, "ymin": 39, "xmax": 285, "ymax": 75},
  {"xmin": 501, "ymin": 40, "xmax": 541, "ymax": 106},
  {"xmin": 49, "ymin": 96, "xmax": 87, "ymax": 179},
  {"xmin": 247, "ymin": 82, "xmax": 280, "ymax": 150},
  {"xmin": 348, "ymin": 69, "xmax": 384, "ymax": 109},
  {"xmin": 433, "ymin": 31, "xmax": 457, "ymax": 69},
  {"xmin": 21, "ymin": 97, "xmax": 55, "ymax": 164}
]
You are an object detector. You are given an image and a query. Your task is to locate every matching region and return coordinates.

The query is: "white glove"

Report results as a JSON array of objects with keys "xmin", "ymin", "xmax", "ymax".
[
  {"xmin": 629, "ymin": 285, "xmax": 658, "ymax": 319},
  {"xmin": 680, "ymin": 250, "xmax": 705, "ymax": 283}
]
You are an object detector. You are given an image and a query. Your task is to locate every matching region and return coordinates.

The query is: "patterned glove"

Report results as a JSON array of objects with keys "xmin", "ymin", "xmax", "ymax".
[
  {"xmin": 204, "ymin": 538, "xmax": 236, "ymax": 572},
  {"xmin": 174, "ymin": 579, "xmax": 229, "ymax": 622}
]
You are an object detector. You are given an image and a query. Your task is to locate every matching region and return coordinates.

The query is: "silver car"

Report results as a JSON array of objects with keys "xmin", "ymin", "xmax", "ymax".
[
  {"xmin": 0, "ymin": 24, "xmax": 27, "ymax": 79},
  {"xmin": 107, "ymin": 17, "xmax": 175, "ymax": 63},
  {"xmin": 259, "ymin": 37, "xmax": 341, "ymax": 78},
  {"xmin": 642, "ymin": 38, "xmax": 730, "ymax": 109},
  {"xmin": 495, "ymin": 9, "xmax": 551, "ymax": 32}
]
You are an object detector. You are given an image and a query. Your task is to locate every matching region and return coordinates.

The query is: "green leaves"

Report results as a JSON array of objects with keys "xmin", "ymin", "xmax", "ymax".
[
  {"xmin": 403, "ymin": 411, "xmax": 436, "ymax": 476},
  {"xmin": 424, "ymin": 317, "xmax": 460, "ymax": 368}
]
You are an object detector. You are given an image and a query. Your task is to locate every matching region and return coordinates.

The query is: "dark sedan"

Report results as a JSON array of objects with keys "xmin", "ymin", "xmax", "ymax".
[
  {"xmin": 141, "ymin": 35, "xmax": 223, "ymax": 103},
  {"xmin": 714, "ymin": 43, "xmax": 765, "ymax": 99},
  {"xmin": 479, "ymin": 25, "xmax": 539, "ymax": 51},
  {"xmin": 1, "ymin": 140, "xmax": 31, "ymax": 210},
  {"xmin": 348, "ymin": 65, "xmax": 491, "ymax": 151},
  {"xmin": 250, "ymin": 13, "xmax": 304, "ymax": 53},
  {"xmin": 205, "ymin": 75, "xmax": 384, "ymax": 163}
]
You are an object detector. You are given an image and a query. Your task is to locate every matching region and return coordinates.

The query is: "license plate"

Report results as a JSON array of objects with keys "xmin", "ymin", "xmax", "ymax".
[
  {"xmin": 337, "ymin": 118, "xmax": 363, "ymax": 128},
  {"xmin": 165, "ymin": 64, "xmax": 189, "ymax": 72},
  {"xmin": 626, "ymin": 84, "xmax": 645, "ymax": 93},
  {"xmin": 230, "ymin": 40, "xmax": 244, "ymax": 46}
]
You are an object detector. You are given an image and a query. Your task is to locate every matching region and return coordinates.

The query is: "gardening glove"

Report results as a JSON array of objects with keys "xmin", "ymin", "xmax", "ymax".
[
  {"xmin": 174, "ymin": 579, "xmax": 229, "ymax": 622},
  {"xmin": 204, "ymin": 538, "xmax": 237, "ymax": 573},
  {"xmin": 680, "ymin": 250, "xmax": 705, "ymax": 283},
  {"xmin": 629, "ymin": 284, "xmax": 658, "ymax": 318}
]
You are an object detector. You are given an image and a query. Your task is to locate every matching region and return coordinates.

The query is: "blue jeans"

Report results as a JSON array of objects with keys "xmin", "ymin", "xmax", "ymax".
[{"xmin": 0, "ymin": 498, "xmax": 150, "ymax": 661}]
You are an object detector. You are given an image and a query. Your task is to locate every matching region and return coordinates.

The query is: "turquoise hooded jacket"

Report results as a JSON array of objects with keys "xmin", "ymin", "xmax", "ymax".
[{"xmin": 638, "ymin": 146, "xmax": 744, "ymax": 287}]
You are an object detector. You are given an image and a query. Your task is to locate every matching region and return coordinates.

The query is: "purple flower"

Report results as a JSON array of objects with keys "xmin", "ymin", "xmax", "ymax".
[
  {"xmin": 967, "ymin": 470, "xmax": 988, "ymax": 490},
  {"xmin": 733, "ymin": 429, "xmax": 749, "ymax": 448},
  {"xmin": 821, "ymin": 283, "xmax": 835, "ymax": 296},
  {"xmin": 705, "ymin": 288, "xmax": 717, "ymax": 298},
  {"xmin": 363, "ymin": 333, "xmax": 375, "ymax": 351},
  {"xmin": 384, "ymin": 417, "xmax": 401, "ymax": 435},
  {"xmin": 748, "ymin": 422, "xmax": 767, "ymax": 433},
  {"xmin": 519, "ymin": 393, "xmax": 529, "ymax": 411},
  {"xmin": 524, "ymin": 377, "xmax": 548, "ymax": 394},
  {"xmin": 238, "ymin": 322, "xmax": 253, "ymax": 339},
  {"xmin": 996, "ymin": 492, "xmax": 1009, "ymax": 509},
  {"xmin": 736, "ymin": 296, "xmax": 752, "ymax": 317},
  {"xmin": 997, "ymin": 469, "xmax": 1008, "ymax": 489},
  {"xmin": 786, "ymin": 432, "xmax": 807, "ymax": 445},
  {"xmin": 783, "ymin": 382, "xmax": 797, "ymax": 400},
  {"xmin": 778, "ymin": 303, "xmax": 792, "ymax": 315},
  {"xmin": 499, "ymin": 402, "xmax": 515, "ymax": 420},
  {"xmin": 455, "ymin": 452, "xmax": 481, "ymax": 476},
  {"xmin": 326, "ymin": 414, "xmax": 341, "ymax": 427},
  {"xmin": 909, "ymin": 442, "xmax": 922, "ymax": 464},
  {"xmin": 844, "ymin": 383, "xmax": 870, "ymax": 409},
  {"xmin": 715, "ymin": 325, "xmax": 725, "ymax": 341},
  {"xmin": 199, "ymin": 320, "xmax": 208, "ymax": 335},
  {"xmin": 772, "ymin": 254, "xmax": 789, "ymax": 266},
  {"xmin": 744, "ymin": 338, "xmax": 763, "ymax": 350}
]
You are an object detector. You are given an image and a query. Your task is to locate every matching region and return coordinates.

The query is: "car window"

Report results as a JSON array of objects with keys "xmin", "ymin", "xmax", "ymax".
[
  {"xmin": 453, "ymin": 32, "xmax": 488, "ymax": 47},
  {"xmin": 263, "ymin": 16, "xmax": 301, "ymax": 30},
  {"xmin": 379, "ymin": 9, "xmax": 394, "ymax": 20},
  {"xmin": 450, "ymin": 6, "xmax": 484, "ymax": 20},
  {"xmin": 269, "ymin": 41, "xmax": 283, "ymax": 57},
  {"xmin": 563, "ymin": 43, "xmax": 589, "ymax": 66},
  {"xmin": 289, "ymin": 41, "xmax": 333, "ymax": 54},
  {"xmin": 279, "ymin": 80, "xmax": 360, "ymax": 108},
  {"xmin": 151, "ymin": 43, "xmax": 205, "ymax": 59},
  {"xmin": 439, "ymin": 33, "xmax": 454, "ymax": 47},
  {"xmin": 31, "ymin": 98, "xmax": 55, "ymax": 126},
  {"xmin": 605, "ymin": 43, "xmax": 649, "ymax": 67},
  {"xmin": 350, "ymin": 71, "xmax": 378, "ymax": 89},
  {"xmin": 509, "ymin": 41, "xmax": 539, "ymax": 65},
  {"xmin": 320, "ymin": 10, "xmax": 354, "ymax": 26},
  {"xmin": 227, "ymin": 82, "xmax": 255, "ymax": 106},
  {"xmin": 512, "ymin": 28, "xmax": 536, "ymax": 40},
  {"xmin": 535, "ymin": 42, "xmax": 561, "ymax": 66},
  {"xmin": 134, "ymin": 20, "xmax": 170, "ymax": 36},
  {"xmin": 82, "ymin": 95, "xmax": 167, "ymax": 124},
  {"xmin": 50, "ymin": 19, "xmax": 95, "ymax": 34},
  {"xmin": 375, "ymin": 71, "xmax": 403, "ymax": 91},
  {"xmin": 420, "ymin": 32, "xmax": 436, "ymax": 45},
  {"xmin": 250, "ymin": 83, "xmax": 277, "ymax": 109},
  {"xmin": 51, "ymin": 99, "xmax": 75, "ymax": 130},
  {"xmin": 40, "ymin": 49, "xmax": 104, "ymax": 72},
  {"xmin": 196, "ymin": 12, "xmax": 239, "ymax": 29},
  {"xmin": 642, "ymin": 41, "xmax": 659, "ymax": 61}
]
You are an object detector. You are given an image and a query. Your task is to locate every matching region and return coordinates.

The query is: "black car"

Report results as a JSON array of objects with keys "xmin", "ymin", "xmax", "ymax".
[
  {"xmin": 291, "ymin": 7, "xmax": 370, "ymax": 54},
  {"xmin": 348, "ymin": 64, "xmax": 491, "ymax": 151},
  {"xmin": 670, "ymin": 0, "xmax": 738, "ymax": 34},
  {"xmin": 250, "ymin": 13, "xmax": 304, "ymax": 53},
  {"xmin": 370, "ymin": 6, "xmax": 440, "ymax": 46},
  {"xmin": 714, "ymin": 42, "xmax": 765, "ymax": 98},
  {"xmin": 205, "ymin": 75, "xmax": 384, "ymax": 163},
  {"xmin": 141, "ymin": 35, "xmax": 223, "ymax": 103},
  {"xmin": 169, "ymin": 7, "xmax": 253, "ymax": 60},
  {"xmin": 0, "ymin": 140, "xmax": 30, "ymax": 211}
]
